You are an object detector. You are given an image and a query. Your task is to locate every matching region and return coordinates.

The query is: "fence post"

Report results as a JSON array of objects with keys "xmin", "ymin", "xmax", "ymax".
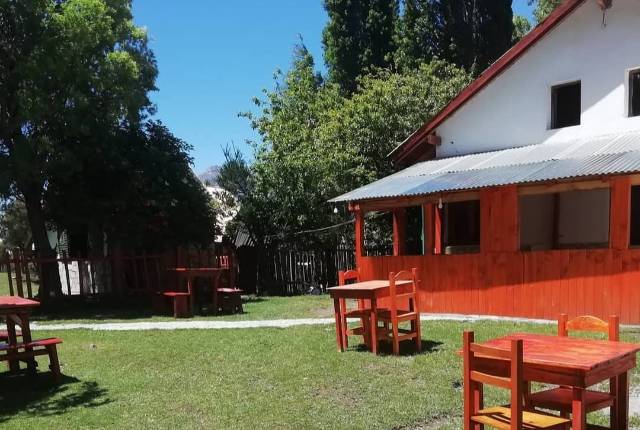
[
  {"xmin": 14, "ymin": 249, "xmax": 24, "ymax": 298},
  {"xmin": 63, "ymin": 252, "xmax": 72, "ymax": 296},
  {"xmin": 4, "ymin": 252, "xmax": 14, "ymax": 296}
]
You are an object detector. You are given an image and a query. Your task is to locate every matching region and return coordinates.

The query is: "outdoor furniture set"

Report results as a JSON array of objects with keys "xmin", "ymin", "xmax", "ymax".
[
  {"xmin": 0, "ymin": 296, "xmax": 62, "ymax": 383},
  {"xmin": 328, "ymin": 267, "xmax": 421, "ymax": 355},
  {"xmin": 329, "ymin": 269, "xmax": 640, "ymax": 429},
  {"xmin": 155, "ymin": 267, "xmax": 242, "ymax": 318}
]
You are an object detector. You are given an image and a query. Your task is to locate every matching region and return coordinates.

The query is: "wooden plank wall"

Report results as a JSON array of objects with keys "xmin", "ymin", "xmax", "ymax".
[
  {"xmin": 358, "ymin": 249, "xmax": 640, "ymax": 324},
  {"xmin": 354, "ymin": 176, "xmax": 640, "ymax": 324}
]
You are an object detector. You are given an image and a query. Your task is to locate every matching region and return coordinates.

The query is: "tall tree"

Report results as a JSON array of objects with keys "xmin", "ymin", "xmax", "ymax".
[
  {"xmin": 0, "ymin": 0, "xmax": 157, "ymax": 299},
  {"xmin": 528, "ymin": 0, "xmax": 562, "ymax": 23},
  {"xmin": 394, "ymin": 0, "xmax": 438, "ymax": 71},
  {"xmin": 323, "ymin": 0, "xmax": 398, "ymax": 94},
  {"xmin": 434, "ymin": 0, "xmax": 514, "ymax": 73}
]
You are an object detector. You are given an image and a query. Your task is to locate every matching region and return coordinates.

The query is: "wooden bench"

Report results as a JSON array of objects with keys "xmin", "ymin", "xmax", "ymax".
[
  {"xmin": 0, "ymin": 338, "xmax": 63, "ymax": 382},
  {"xmin": 160, "ymin": 292, "xmax": 192, "ymax": 318}
]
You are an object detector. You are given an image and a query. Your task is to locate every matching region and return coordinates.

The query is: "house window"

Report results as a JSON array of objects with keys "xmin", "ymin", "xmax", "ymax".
[
  {"xmin": 630, "ymin": 69, "xmax": 640, "ymax": 117},
  {"xmin": 551, "ymin": 81, "xmax": 581, "ymax": 129},
  {"xmin": 364, "ymin": 211, "xmax": 394, "ymax": 256},
  {"xmin": 442, "ymin": 200, "xmax": 480, "ymax": 254},
  {"xmin": 405, "ymin": 206, "xmax": 424, "ymax": 255},
  {"xmin": 520, "ymin": 188, "xmax": 610, "ymax": 251},
  {"xmin": 630, "ymin": 186, "xmax": 640, "ymax": 246}
]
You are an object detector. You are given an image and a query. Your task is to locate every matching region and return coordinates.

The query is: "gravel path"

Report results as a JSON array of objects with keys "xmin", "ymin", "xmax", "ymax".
[{"xmin": 30, "ymin": 313, "xmax": 558, "ymax": 331}]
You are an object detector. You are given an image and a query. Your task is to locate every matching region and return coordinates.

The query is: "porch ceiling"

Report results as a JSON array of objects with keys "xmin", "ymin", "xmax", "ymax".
[{"xmin": 330, "ymin": 131, "xmax": 640, "ymax": 203}]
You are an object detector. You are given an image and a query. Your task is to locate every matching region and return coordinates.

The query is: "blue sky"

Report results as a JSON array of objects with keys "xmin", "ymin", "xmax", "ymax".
[{"xmin": 132, "ymin": 1, "xmax": 535, "ymax": 173}]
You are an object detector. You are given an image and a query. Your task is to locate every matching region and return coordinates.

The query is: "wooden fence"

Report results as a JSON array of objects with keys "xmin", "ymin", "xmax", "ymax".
[
  {"xmin": 1, "ymin": 248, "xmax": 233, "ymax": 300},
  {"xmin": 259, "ymin": 245, "xmax": 356, "ymax": 295}
]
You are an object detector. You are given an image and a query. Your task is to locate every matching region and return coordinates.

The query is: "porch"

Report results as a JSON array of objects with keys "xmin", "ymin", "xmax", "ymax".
[{"xmin": 333, "ymin": 132, "xmax": 640, "ymax": 324}]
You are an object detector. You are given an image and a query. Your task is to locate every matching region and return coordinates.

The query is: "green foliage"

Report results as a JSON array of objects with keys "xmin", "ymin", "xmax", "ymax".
[
  {"xmin": 432, "ymin": 0, "xmax": 514, "ymax": 74},
  {"xmin": 394, "ymin": 0, "xmax": 438, "ymax": 71},
  {"xmin": 0, "ymin": 199, "xmax": 32, "ymax": 251},
  {"xmin": 512, "ymin": 15, "xmax": 532, "ymax": 44},
  {"xmin": 46, "ymin": 122, "xmax": 218, "ymax": 251},
  {"xmin": 322, "ymin": 0, "xmax": 398, "ymax": 94},
  {"xmin": 230, "ymin": 45, "xmax": 470, "ymax": 245},
  {"xmin": 528, "ymin": 0, "xmax": 562, "ymax": 23}
]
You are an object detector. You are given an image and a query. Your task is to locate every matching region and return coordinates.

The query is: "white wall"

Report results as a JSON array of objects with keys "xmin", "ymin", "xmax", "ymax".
[{"xmin": 436, "ymin": 0, "xmax": 640, "ymax": 158}]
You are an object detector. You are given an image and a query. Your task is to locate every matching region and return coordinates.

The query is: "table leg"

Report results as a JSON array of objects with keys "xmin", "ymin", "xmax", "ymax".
[
  {"xmin": 572, "ymin": 387, "xmax": 587, "ymax": 430},
  {"xmin": 17, "ymin": 313, "xmax": 37, "ymax": 374},
  {"xmin": 370, "ymin": 297, "xmax": 378, "ymax": 355},
  {"xmin": 611, "ymin": 376, "xmax": 618, "ymax": 430},
  {"xmin": 6, "ymin": 315, "xmax": 19, "ymax": 372},
  {"xmin": 473, "ymin": 384, "xmax": 484, "ymax": 430},
  {"xmin": 332, "ymin": 297, "xmax": 344, "ymax": 352},
  {"xmin": 617, "ymin": 371, "xmax": 629, "ymax": 430},
  {"xmin": 212, "ymin": 274, "xmax": 220, "ymax": 315}
]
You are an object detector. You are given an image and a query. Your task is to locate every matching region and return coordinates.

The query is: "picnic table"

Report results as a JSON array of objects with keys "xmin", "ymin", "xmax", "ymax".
[
  {"xmin": 0, "ymin": 296, "xmax": 39, "ymax": 372},
  {"xmin": 476, "ymin": 333, "xmax": 640, "ymax": 430},
  {"xmin": 327, "ymin": 279, "xmax": 412, "ymax": 354},
  {"xmin": 164, "ymin": 267, "xmax": 233, "ymax": 317}
]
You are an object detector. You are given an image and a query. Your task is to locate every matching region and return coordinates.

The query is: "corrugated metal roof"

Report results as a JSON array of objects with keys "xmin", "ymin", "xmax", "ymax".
[{"xmin": 330, "ymin": 131, "xmax": 640, "ymax": 203}]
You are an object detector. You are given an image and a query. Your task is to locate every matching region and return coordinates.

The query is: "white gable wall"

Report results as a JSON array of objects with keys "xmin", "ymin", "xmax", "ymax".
[{"xmin": 436, "ymin": 0, "xmax": 640, "ymax": 159}]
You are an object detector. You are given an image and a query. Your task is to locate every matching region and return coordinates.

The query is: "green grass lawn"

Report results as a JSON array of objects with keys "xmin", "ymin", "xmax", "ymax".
[
  {"xmin": 30, "ymin": 294, "xmax": 335, "ymax": 325},
  {"xmin": 0, "ymin": 271, "xmax": 11, "ymax": 296},
  {"xmin": 1, "ymin": 319, "xmax": 639, "ymax": 429}
]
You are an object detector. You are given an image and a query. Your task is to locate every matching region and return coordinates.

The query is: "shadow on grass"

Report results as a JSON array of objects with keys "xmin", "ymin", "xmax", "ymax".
[
  {"xmin": 0, "ymin": 373, "xmax": 111, "ymax": 423},
  {"xmin": 349, "ymin": 338, "xmax": 443, "ymax": 356}
]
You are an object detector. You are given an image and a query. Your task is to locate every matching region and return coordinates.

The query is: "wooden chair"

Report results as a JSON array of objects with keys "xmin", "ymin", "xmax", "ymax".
[
  {"xmin": 338, "ymin": 269, "xmax": 371, "ymax": 348},
  {"xmin": 463, "ymin": 331, "xmax": 570, "ymax": 430},
  {"xmin": 526, "ymin": 314, "xmax": 620, "ymax": 424},
  {"xmin": 375, "ymin": 268, "xmax": 421, "ymax": 355}
]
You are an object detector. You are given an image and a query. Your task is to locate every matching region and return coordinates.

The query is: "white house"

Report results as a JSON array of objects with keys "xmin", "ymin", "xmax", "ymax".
[{"xmin": 331, "ymin": 0, "xmax": 640, "ymax": 323}]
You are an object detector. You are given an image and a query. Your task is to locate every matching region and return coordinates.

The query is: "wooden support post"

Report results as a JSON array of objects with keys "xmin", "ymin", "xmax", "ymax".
[
  {"xmin": 480, "ymin": 186, "xmax": 519, "ymax": 253},
  {"xmin": 433, "ymin": 203, "xmax": 442, "ymax": 255},
  {"xmin": 63, "ymin": 253, "xmax": 72, "ymax": 296},
  {"xmin": 392, "ymin": 208, "xmax": 406, "ymax": 256},
  {"xmin": 5, "ymin": 253, "xmax": 14, "ymax": 296},
  {"xmin": 14, "ymin": 251, "xmax": 24, "ymax": 298},
  {"xmin": 423, "ymin": 204, "xmax": 434, "ymax": 255},
  {"xmin": 354, "ymin": 208, "xmax": 365, "ymax": 266},
  {"xmin": 610, "ymin": 176, "xmax": 631, "ymax": 250}
]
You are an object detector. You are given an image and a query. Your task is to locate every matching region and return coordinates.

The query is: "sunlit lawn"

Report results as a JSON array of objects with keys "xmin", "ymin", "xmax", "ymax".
[{"xmin": 0, "ymin": 318, "xmax": 639, "ymax": 429}]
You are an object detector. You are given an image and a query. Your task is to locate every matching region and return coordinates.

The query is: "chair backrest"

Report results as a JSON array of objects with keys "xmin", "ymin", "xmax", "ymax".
[
  {"xmin": 387, "ymin": 268, "xmax": 419, "ymax": 314},
  {"xmin": 558, "ymin": 314, "xmax": 619, "ymax": 341},
  {"xmin": 338, "ymin": 269, "xmax": 360, "ymax": 286},
  {"xmin": 463, "ymin": 331, "xmax": 524, "ymax": 430}
]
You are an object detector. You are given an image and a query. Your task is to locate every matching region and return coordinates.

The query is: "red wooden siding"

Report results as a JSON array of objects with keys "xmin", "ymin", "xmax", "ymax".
[
  {"xmin": 353, "ymin": 176, "xmax": 640, "ymax": 324},
  {"xmin": 358, "ymin": 250, "xmax": 640, "ymax": 324}
]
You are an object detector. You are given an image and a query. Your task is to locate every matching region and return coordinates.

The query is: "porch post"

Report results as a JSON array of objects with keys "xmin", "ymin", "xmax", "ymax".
[
  {"xmin": 354, "ymin": 207, "xmax": 365, "ymax": 266},
  {"xmin": 423, "ymin": 203, "xmax": 441, "ymax": 254},
  {"xmin": 480, "ymin": 186, "xmax": 519, "ymax": 253},
  {"xmin": 610, "ymin": 176, "xmax": 631, "ymax": 250},
  {"xmin": 392, "ymin": 208, "xmax": 406, "ymax": 256}
]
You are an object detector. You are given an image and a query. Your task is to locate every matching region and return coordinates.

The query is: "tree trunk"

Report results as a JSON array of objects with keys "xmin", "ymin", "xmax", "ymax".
[{"xmin": 22, "ymin": 186, "xmax": 63, "ymax": 300}]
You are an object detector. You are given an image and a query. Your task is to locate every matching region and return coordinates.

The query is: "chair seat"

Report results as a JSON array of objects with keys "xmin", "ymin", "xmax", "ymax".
[
  {"xmin": 528, "ymin": 387, "xmax": 615, "ymax": 413},
  {"xmin": 472, "ymin": 406, "xmax": 569, "ymax": 430},
  {"xmin": 162, "ymin": 292, "xmax": 190, "ymax": 297},
  {"xmin": 376, "ymin": 308, "xmax": 419, "ymax": 322},
  {"xmin": 217, "ymin": 288, "xmax": 242, "ymax": 294}
]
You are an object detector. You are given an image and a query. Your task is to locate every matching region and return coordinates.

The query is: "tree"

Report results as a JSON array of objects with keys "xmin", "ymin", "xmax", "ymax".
[
  {"xmin": 528, "ymin": 0, "xmax": 562, "ymax": 23},
  {"xmin": 512, "ymin": 15, "xmax": 532, "ymax": 44},
  {"xmin": 0, "ymin": 199, "xmax": 32, "ymax": 252},
  {"xmin": 0, "ymin": 0, "xmax": 157, "ymax": 299},
  {"xmin": 433, "ymin": 0, "xmax": 514, "ymax": 73},
  {"xmin": 394, "ymin": 0, "xmax": 439, "ymax": 71},
  {"xmin": 234, "ymin": 45, "xmax": 470, "ymax": 246},
  {"xmin": 323, "ymin": 0, "xmax": 398, "ymax": 94}
]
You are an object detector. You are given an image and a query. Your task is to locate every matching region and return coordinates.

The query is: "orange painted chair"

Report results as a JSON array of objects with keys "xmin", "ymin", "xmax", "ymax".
[
  {"xmin": 338, "ymin": 269, "xmax": 371, "ymax": 348},
  {"xmin": 526, "ymin": 314, "xmax": 620, "ymax": 424},
  {"xmin": 375, "ymin": 268, "xmax": 421, "ymax": 355},
  {"xmin": 463, "ymin": 331, "xmax": 570, "ymax": 430}
]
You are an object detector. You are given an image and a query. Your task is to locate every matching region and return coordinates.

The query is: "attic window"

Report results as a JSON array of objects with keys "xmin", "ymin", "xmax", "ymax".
[
  {"xmin": 630, "ymin": 69, "xmax": 640, "ymax": 117},
  {"xmin": 551, "ymin": 81, "xmax": 581, "ymax": 129}
]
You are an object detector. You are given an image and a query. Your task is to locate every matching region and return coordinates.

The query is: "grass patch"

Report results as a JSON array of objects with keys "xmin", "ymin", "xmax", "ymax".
[
  {"xmin": 30, "ymin": 295, "xmax": 335, "ymax": 325},
  {"xmin": 1, "ymin": 319, "xmax": 638, "ymax": 429},
  {"xmin": 0, "ymin": 271, "xmax": 10, "ymax": 296}
]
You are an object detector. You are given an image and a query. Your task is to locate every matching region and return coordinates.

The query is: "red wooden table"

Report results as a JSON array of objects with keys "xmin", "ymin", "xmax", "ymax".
[
  {"xmin": 167, "ymin": 268, "xmax": 227, "ymax": 315},
  {"xmin": 0, "ymin": 296, "xmax": 40, "ymax": 373},
  {"xmin": 327, "ymin": 280, "xmax": 412, "ymax": 354},
  {"xmin": 476, "ymin": 333, "xmax": 640, "ymax": 430}
]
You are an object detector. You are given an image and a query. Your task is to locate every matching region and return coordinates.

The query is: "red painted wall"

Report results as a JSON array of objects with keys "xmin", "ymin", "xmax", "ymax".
[{"xmin": 353, "ymin": 177, "xmax": 640, "ymax": 323}]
